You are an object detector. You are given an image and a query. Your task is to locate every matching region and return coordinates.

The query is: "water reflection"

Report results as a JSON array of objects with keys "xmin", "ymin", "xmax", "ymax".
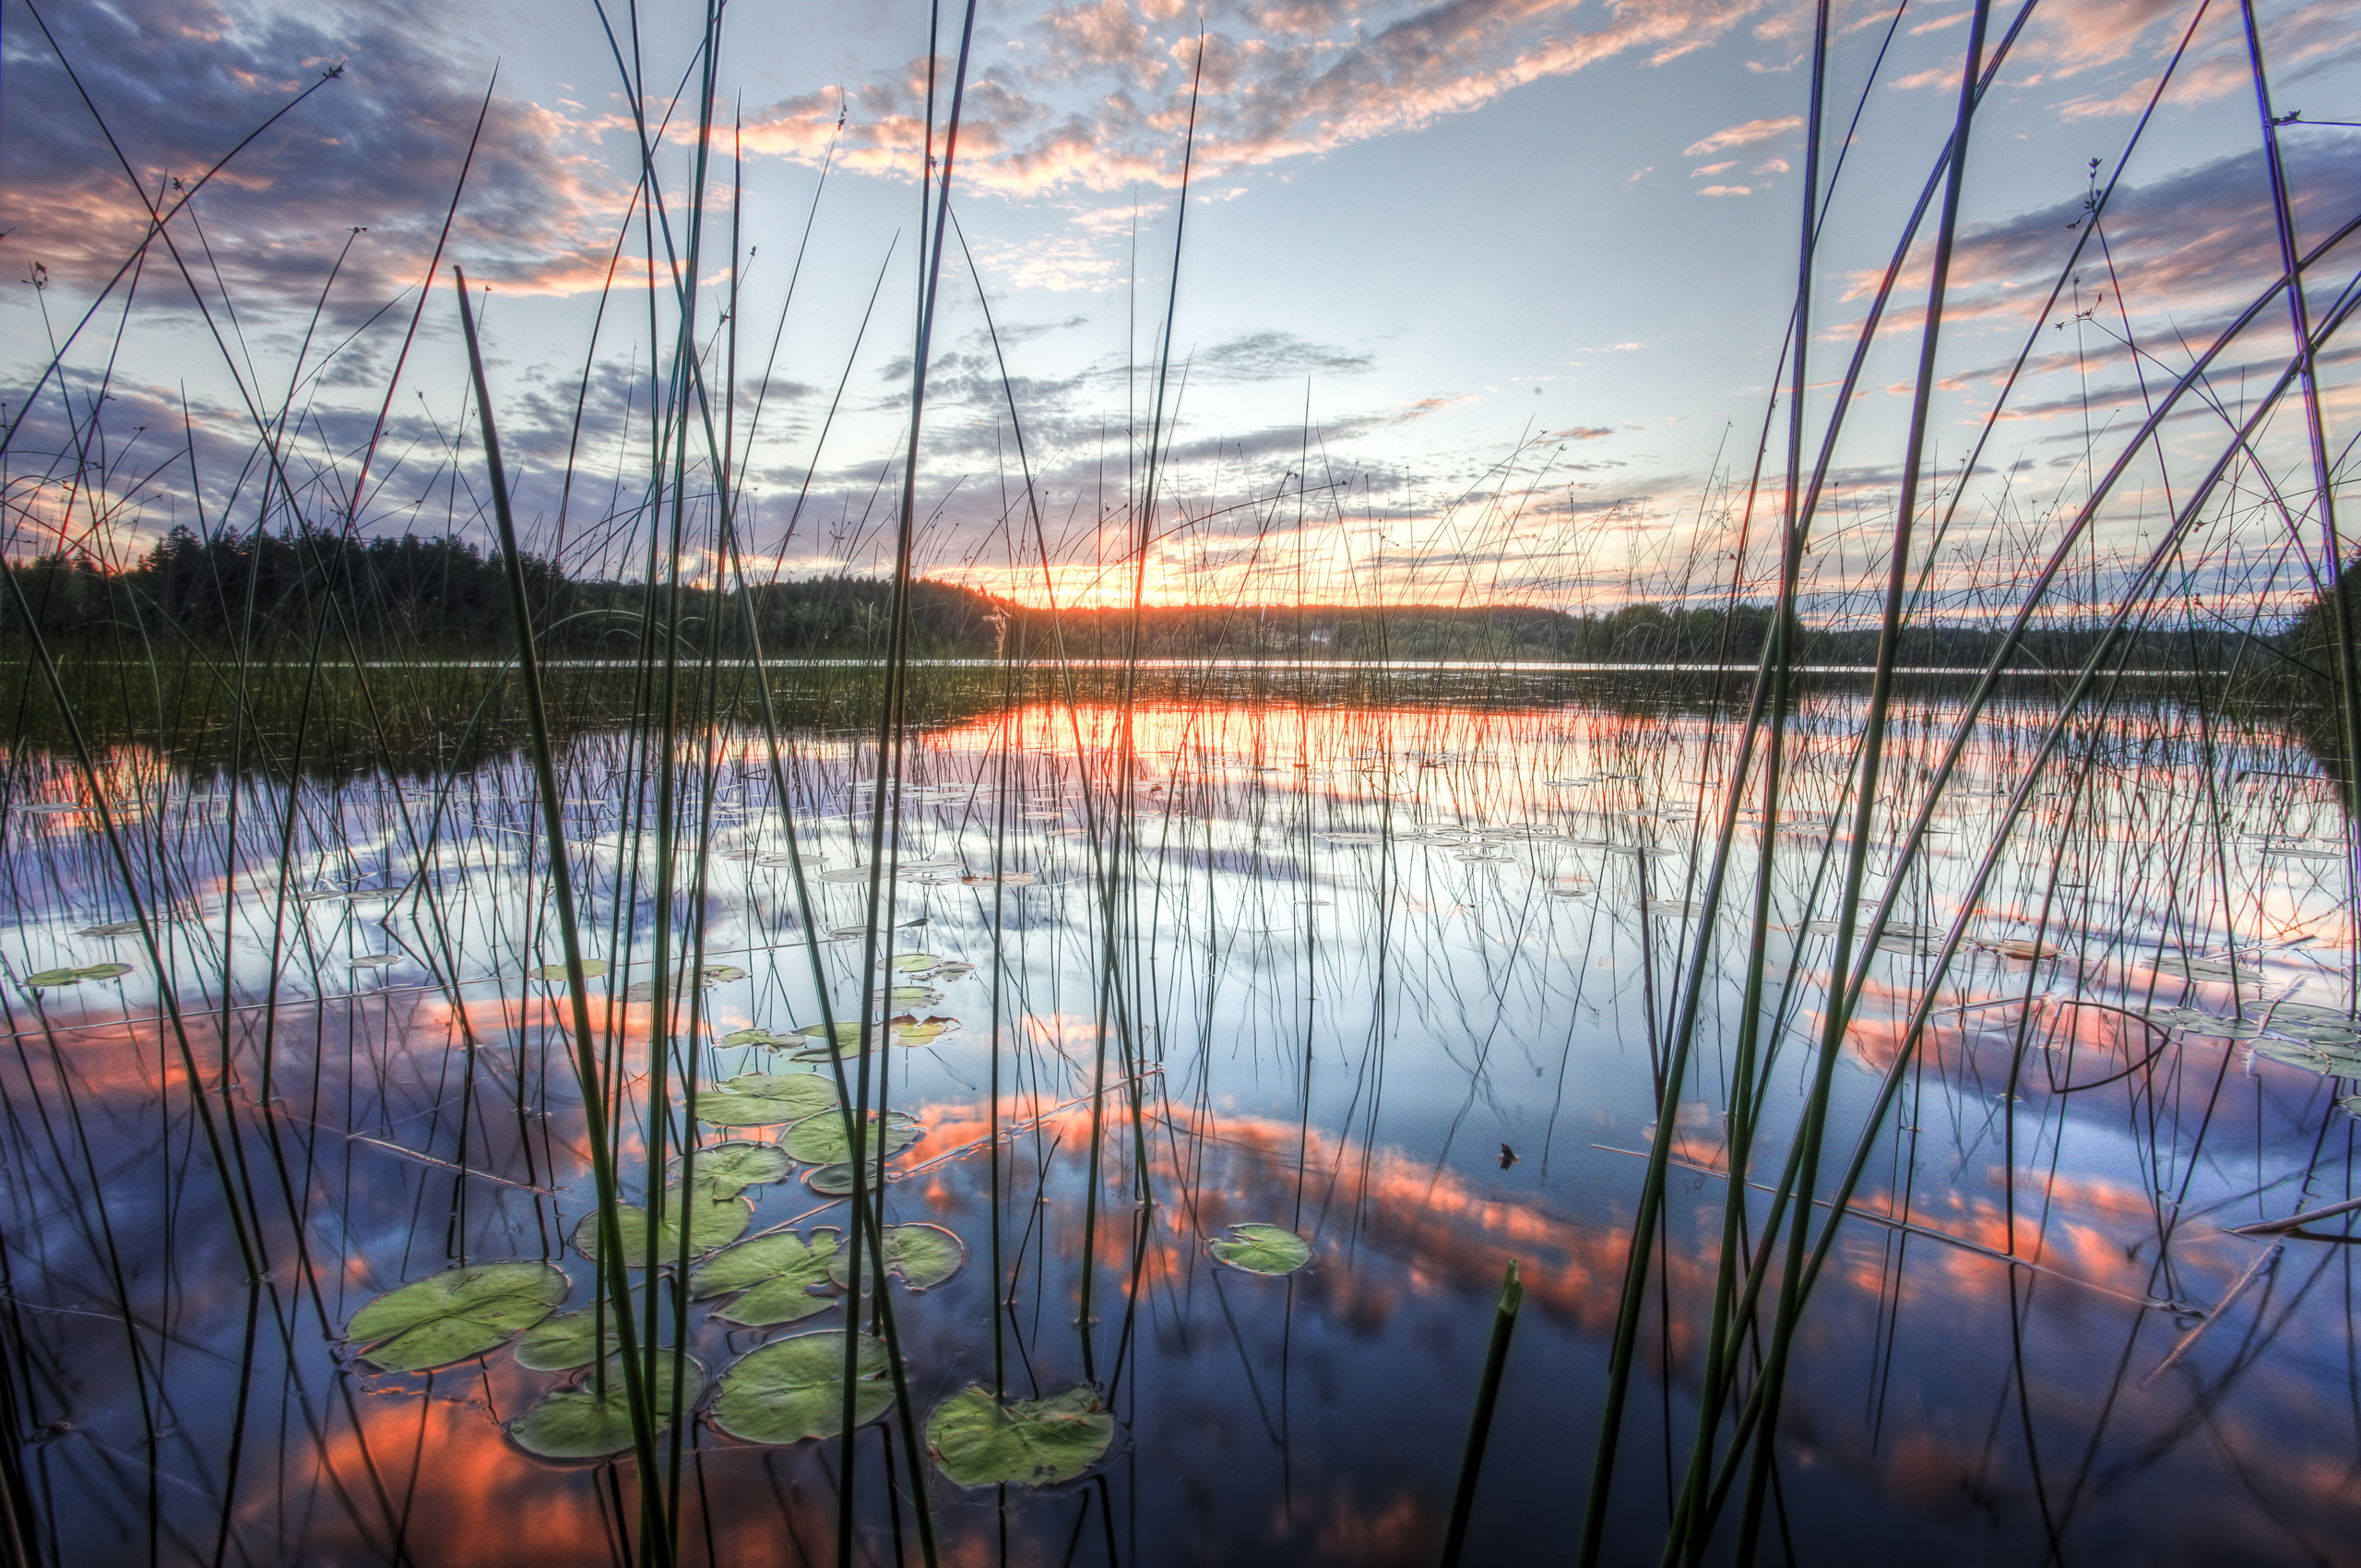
[{"xmin": 6, "ymin": 690, "xmax": 2356, "ymax": 1563}]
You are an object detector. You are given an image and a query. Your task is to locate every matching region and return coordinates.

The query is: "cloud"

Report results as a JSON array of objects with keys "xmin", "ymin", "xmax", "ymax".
[
  {"xmin": 1187, "ymin": 330, "xmax": 1376, "ymax": 382},
  {"xmin": 0, "ymin": 0, "xmax": 629, "ymax": 322},
  {"xmin": 1690, "ymin": 160, "xmax": 1738, "ymax": 177},
  {"xmin": 1697, "ymin": 184, "xmax": 1751, "ymax": 196},
  {"xmin": 1679, "ymin": 114, "xmax": 1800, "ymax": 159},
  {"xmin": 742, "ymin": 0, "xmax": 1776, "ymax": 199},
  {"xmin": 1857, "ymin": 143, "xmax": 2361, "ymax": 333}
]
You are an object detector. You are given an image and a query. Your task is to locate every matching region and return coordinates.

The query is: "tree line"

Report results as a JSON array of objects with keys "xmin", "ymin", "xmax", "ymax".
[{"xmin": 0, "ymin": 525, "xmax": 2267, "ymax": 672}]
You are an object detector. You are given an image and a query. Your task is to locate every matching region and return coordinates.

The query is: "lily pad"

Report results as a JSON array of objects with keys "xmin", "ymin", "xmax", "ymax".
[
  {"xmin": 572, "ymin": 1191, "xmax": 751, "ymax": 1268},
  {"xmin": 510, "ymin": 1353, "xmax": 705, "ymax": 1460},
  {"xmin": 344, "ymin": 1261, "xmax": 569, "ymax": 1372},
  {"xmin": 77, "ymin": 920, "xmax": 145, "ymax": 937},
  {"xmin": 1208, "ymin": 1223, "xmax": 1311, "ymax": 1277},
  {"xmin": 709, "ymin": 1331, "xmax": 894, "ymax": 1445},
  {"xmin": 784, "ymin": 1111, "xmax": 922, "ymax": 1167},
  {"xmin": 883, "ymin": 985, "xmax": 941, "ymax": 1007},
  {"xmin": 666, "ymin": 1141, "xmax": 794, "ymax": 1196},
  {"xmin": 892, "ymin": 954, "xmax": 941, "ymax": 973},
  {"xmin": 695, "ymin": 1072, "xmax": 840, "ymax": 1128},
  {"xmin": 793, "ymin": 1025, "xmax": 869, "ymax": 1057},
  {"xmin": 721, "ymin": 1028, "xmax": 797, "ymax": 1050},
  {"xmin": 890, "ymin": 1016, "xmax": 957, "ymax": 1047},
  {"xmin": 828, "ymin": 1223, "xmax": 966, "ymax": 1292},
  {"xmin": 513, "ymin": 1309, "xmax": 622, "ymax": 1372},
  {"xmin": 804, "ymin": 1157, "xmax": 895, "ymax": 1194},
  {"xmin": 689, "ymin": 1229, "xmax": 840, "ymax": 1326},
  {"xmin": 1993, "ymin": 938, "xmax": 2059, "ymax": 962},
  {"xmin": 533, "ymin": 959, "xmax": 612, "ymax": 981},
  {"xmin": 26, "ymin": 962, "xmax": 135, "ymax": 988},
  {"xmin": 925, "ymin": 1384, "xmax": 1115, "ymax": 1490}
]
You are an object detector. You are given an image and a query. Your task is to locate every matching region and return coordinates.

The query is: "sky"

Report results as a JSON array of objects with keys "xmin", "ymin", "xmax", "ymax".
[{"xmin": 3, "ymin": 0, "xmax": 2356, "ymax": 615}]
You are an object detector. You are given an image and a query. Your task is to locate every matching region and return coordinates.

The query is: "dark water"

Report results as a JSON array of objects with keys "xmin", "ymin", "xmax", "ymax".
[{"xmin": 5, "ymin": 690, "xmax": 2356, "ymax": 1565}]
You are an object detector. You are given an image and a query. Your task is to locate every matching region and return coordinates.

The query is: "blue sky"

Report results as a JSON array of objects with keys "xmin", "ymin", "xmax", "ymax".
[{"xmin": 4, "ymin": 0, "xmax": 2355, "ymax": 613}]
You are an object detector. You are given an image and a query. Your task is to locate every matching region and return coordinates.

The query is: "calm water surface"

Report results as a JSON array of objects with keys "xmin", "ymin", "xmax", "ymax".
[{"xmin": 6, "ymin": 685, "xmax": 2355, "ymax": 1565}]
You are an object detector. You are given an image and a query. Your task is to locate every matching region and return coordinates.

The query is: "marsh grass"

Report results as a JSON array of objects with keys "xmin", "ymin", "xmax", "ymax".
[{"xmin": 2, "ymin": 0, "xmax": 2358, "ymax": 1562}]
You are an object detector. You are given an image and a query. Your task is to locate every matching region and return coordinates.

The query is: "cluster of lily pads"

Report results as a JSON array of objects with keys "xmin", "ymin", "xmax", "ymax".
[
  {"xmin": 339, "ymin": 1192, "xmax": 1313, "ymax": 1489},
  {"xmin": 337, "ymin": 1206, "xmax": 1126, "ymax": 1488}
]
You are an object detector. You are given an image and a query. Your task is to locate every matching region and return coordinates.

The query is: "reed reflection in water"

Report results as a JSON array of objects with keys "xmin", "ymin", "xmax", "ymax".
[{"xmin": 4, "ymin": 689, "xmax": 2356, "ymax": 1565}]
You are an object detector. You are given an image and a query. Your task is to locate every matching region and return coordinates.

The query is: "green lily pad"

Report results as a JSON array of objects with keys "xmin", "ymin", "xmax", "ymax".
[
  {"xmin": 344, "ymin": 1261, "xmax": 568, "ymax": 1372},
  {"xmin": 709, "ymin": 1332, "xmax": 894, "ymax": 1445},
  {"xmin": 533, "ymin": 959, "xmax": 611, "ymax": 981},
  {"xmin": 889, "ymin": 1015, "xmax": 957, "ymax": 1047},
  {"xmin": 689, "ymin": 1229, "xmax": 840, "ymax": 1326},
  {"xmin": 572, "ymin": 1191, "xmax": 751, "ymax": 1268},
  {"xmin": 925, "ymin": 1384, "xmax": 1115, "ymax": 1489},
  {"xmin": 789, "ymin": 1021, "xmax": 870, "ymax": 1061},
  {"xmin": 513, "ymin": 1308, "xmax": 622, "ymax": 1372},
  {"xmin": 77, "ymin": 920, "xmax": 145, "ymax": 937},
  {"xmin": 892, "ymin": 954, "xmax": 940, "ymax": 973},
  {"xmin": 510, "ymin": 1353, "xmax": 705, "ymax": 1460},
  {"xmin": 883, "ymin": 985, "xmax": 940, "ymax": 1006},
  {"xmin": 695, "ymin": 1073, "xmax": 840, "ymax": 1128},
  {"xmin": 25, "ymin": 962, "xmax": 134, "ymax": 988},
  {"xmin": 783, "ymin": 1111, "xmax": 921, "ymax": 1167},
  {"xmin": 666, "ymin": 1141, "xmax": 794, "ymax": 1196},
  {"xmin": 722, "ymin": 1028, "xmax": 797, "ymax": 1049},
  {"xmin": 828, "ymin": 1223, "xmax": 966, "ymax": 1292},
  {"xmin": 804, "ymin": 1156, "xmax": 896, "ymax": 1195},
  {"xmin": 1208, "ymin": 1223, "xmax": 1311, "ymax": 1277}
]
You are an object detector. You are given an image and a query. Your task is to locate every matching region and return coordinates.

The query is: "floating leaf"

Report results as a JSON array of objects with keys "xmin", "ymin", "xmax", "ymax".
[
  {"xmin": 783, "ymin": 1111, "xmax": 921, "ymax": 1168},
  {"xmin": 1993, "ymin": 938, "xmax": 2059, "ymax": 962},
  {"xmin": 695, "ymin": 1072, "xmax": 840, "ymax": 1128},
  {"xmin": 511, "ymin": 1354, "xmax": 705, "ymax": 1460},
  {"xmin": 709, "ymin": 1332, "xmax": 893, "ymax": 1445},
  {"xmin": 889, "ymin": 1015, "xmax": 958, "ymax": 1047},
  {"xmin": 883, "ymin": 985, "xmax": 941, "ymax": 1006},
  {"xmin": 572, "ymin": 1191, "xmax": 750, "ymax": 1268},
  {"xmin": 805, "ymin": 1155, "xmax": 895, "ymax": 1194},
  {"xmin": 534, "ymin": 959, "xmax": 611, "ymax": 981},
  {"xmin": 1208, "ymin": 1223, "xmax": 1311, "ymax": 1277},
  {"xmin": 961, "ymin": 872, "xmax": 1037, "ymax": 886},
  {"xmin": 702, "ymin": 965, "xmax": 746, "ymax": 985},
  {"xmin": 344, "ymin": 1262, "xmax": 568, "ymax": 1372},
  {"xmin": 2252, "ymin": 1038, "xmax": 2331, "ymax": 1072},
  {"xmin": 926, "ymin": 1384, "xmax": 1114, "ymax": 1490},
  {"xmin": 77, "ymin": 920, "xmax": 144, "ymax": 937},
  {"xmin": 26, "ymin": 962, "xmax": 134, "ymax": 988},
  {"xmin": 667, "ymin": 1141, "xmax": 793, "ymax": 1196},
  {"xmin": 820, "ymin": 867, "xmax": 873, "ymax": 883},
  {"xmin": 828, "ymin": 1223, "xmax": 965, "ymax": 1292},
  {"xmin": 892, "ymin": 954, "xmax": 940, "ymax": 973},
  {"xmin": 350, "ymin": 954, "xmax": 400, "ymax": 968},
  {"xmin": 513, "ymin": 1309, "xmax": 621, "ymax": 1372},
  {"xmin": 787, "ymin": 1021, "xmax": 871, "ymax": 1062},
  {"xmin": 689, "ymin": 1229, "xmax": 840, "ymax": 1326}
]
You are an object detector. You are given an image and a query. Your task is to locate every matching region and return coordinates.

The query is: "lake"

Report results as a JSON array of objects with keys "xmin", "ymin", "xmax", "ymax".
[{"xmin": 6, "ymin": 674, "xmax": 2355, "ymax": 1565}]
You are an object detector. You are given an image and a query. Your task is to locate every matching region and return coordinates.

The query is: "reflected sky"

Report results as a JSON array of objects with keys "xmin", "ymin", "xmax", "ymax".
[{"xmin": 5, "ymin": 689, "xmax": 2357, "ymax": 1564}]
